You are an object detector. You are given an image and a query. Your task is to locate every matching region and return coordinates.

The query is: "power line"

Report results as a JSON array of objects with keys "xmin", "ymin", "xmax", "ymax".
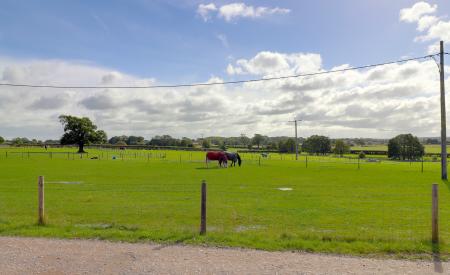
[{"xmin": 0, "ymin": 54, "xmax": 439, "ymax": 90}]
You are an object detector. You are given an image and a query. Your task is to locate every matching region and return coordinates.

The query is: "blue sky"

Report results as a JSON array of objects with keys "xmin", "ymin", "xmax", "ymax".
[
  {"xmin": 0, "ymin": 0, "xmax": 447, "ymax": 83},
  {"xmin": 0, "ymin": 1, "xmax": 449, "ymax": 139}
]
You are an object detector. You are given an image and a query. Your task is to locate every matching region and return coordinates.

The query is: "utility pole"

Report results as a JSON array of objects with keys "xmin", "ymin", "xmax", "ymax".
[
  {"xmin": 289, "ymin": 119, "xmax": 301, "ymax": 160},
  {"xmin": 440, "ymin": 41, "xmax": 447, "ymax": 180}
]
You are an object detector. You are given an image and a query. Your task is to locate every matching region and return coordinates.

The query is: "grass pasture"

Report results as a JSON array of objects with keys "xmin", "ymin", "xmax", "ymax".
[{"xmin": 0, "ymin": 147, "xmax": 449, "ymax": 259}]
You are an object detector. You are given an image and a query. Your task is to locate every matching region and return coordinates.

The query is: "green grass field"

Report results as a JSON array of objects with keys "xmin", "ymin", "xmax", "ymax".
[{"xmin": 0, "ymin": 147, "xmax": 449, "ymax": 259}]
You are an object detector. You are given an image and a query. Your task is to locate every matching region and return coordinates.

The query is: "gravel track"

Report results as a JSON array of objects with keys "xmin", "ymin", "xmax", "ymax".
[{"xmin": 0, "ymin": 237, "xmax": 447, "ymax": 274}]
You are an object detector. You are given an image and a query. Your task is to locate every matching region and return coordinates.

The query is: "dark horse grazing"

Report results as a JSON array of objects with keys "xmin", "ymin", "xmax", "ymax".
[
  {"xmin": 206, "ymin": 151, "xmax": 228, "ymax": 168},
  {"xmin": 225, "ymin": 152, "xmax": 242, "ymax": 167}
]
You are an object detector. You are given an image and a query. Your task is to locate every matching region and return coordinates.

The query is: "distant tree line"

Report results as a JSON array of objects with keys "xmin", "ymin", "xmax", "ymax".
[
  {"xmin": 0, "ymin": 115, "xmax": 433, "ymax": 159},
  {"xmin": 1, "ymin": 137, "xmax": 59, "ymax": 146},
  {"xmin": 109, "ymin": 135, "xmax": 145, "ymax": 146},
  {"xmin": 149, "ymin": 135, "xmax": 194, "ymax": 147}
]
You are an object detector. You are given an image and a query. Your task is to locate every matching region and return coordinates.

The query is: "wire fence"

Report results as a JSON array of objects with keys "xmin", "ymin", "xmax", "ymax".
[
  {"xmin": 2, "ymin": 178, "xmax": 446, "ymax": 247},
  {"xmin": 0, "ymin": 148, "xmax": 448, "ymax": 254},
  {"xmin": 0, "ymin": 149, "xmax": 441, "ymax": 174}
]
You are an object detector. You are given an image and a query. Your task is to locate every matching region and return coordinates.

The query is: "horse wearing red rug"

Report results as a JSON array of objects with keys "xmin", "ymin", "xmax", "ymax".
[{"xmin": 206, "ymin": 151, "xmax": 228, "ymax": 168}]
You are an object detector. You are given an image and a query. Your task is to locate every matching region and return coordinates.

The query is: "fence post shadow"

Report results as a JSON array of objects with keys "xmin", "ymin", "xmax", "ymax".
[
  {"xmin": 444, "ymin": 179, "xmax": 450, "ymax": 192},
  {"xmin": 432, "ymin": 243, "xmax": 443, "ymax": 273},
  {"xmin": 432, "ymin": 182, "xmax": 443, "ymax": 273}
]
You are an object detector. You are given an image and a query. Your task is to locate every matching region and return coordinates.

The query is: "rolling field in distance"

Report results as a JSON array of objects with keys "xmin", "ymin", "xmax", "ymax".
[
  {"xmin": 351, "ymin": 144, "xmax": 448, "ymax": 154},
  {"xmin": 0, "ymin": 147, "xmax": 449, "ymax": 259}
]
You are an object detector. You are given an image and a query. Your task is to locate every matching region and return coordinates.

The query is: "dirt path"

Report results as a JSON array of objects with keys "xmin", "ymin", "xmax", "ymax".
[{"xmin": 0, "ymin": 237, "xmax": 447, "ymax": 274}]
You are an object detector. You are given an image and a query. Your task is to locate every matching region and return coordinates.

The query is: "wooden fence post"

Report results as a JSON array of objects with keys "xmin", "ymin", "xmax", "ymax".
[
  {"xmin": 306, "ymin": 155, "xmax": 308, "ymax": 168},
  {"xmin": 200, "ymin": 180, "xmax": 207, "ymax": 235},
  {"xmin": 421, "ymin": 157, "xmax": 424, "ymax": 173},
  {"xmin": 38, "ymin": 176, "xmax": 45, "ymax": 225},
  {"xmin": 258, "ymin": 157, "xmax": 261, "ymax": 166},
  {"xmin": 432, "ymin": 183, "xmax": 439, "ymax": 244}
]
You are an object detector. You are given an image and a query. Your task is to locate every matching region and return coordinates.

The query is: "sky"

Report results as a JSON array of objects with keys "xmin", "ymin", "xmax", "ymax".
[{"xmin": 0, "ymin": 0, "xmax": 450, "ymax": 140}]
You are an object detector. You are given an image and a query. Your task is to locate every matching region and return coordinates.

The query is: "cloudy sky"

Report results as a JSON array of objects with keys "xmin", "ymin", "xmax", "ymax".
[{"xmin": 0, "ymin": 0, "xmax": 450, "ymax": 140}]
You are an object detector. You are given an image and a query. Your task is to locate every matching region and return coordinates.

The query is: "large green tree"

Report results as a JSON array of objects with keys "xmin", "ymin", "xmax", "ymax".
[
  {"xmin": 127, "ymin": 136, "xmax": 145, "ymax": 145},
  {"xmin": 333, "ymin": 139, "xmax": 350, "ymax": 157},
  {"xmin": 240, "ymin": 134, "xmax": 251, "ymax": 147},
  {"xmin": 180, "ymin": 137, "xmax": 193, "ymax": 147},
  {"xmin": 59, "ymin": 115, "xmax": 107, "ymax": 153},
  {"xmin": 11, "ymin": 137, "xmax": 29, "ymax": 146},
  {"xmin": 252, "ymin": 134, "xmax": 264, "ymax": 149},
  {"xmin": 0, "ymin": 136, "xmax": 4, "ymax": 144},
  {"xmin": 388, "ymin": 134, "xmax": 424, "ymax": 160},
  {"xmin": 278, "ymin": 138, "xmax": 296, "ymax": 153},
  {"xmin": 202, "ymin": 139, "xmax": 211, "ymax": 149},
  {"xmin": 302, "ymin": 135, "xmax": 331, "ymax": 155}
]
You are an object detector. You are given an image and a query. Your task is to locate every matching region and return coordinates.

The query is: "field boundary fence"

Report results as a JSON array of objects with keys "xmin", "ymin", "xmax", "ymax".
[
  {"xmin": 31, "ymin": 176, "xmax": 444, "ymax": 247},
  {"xmin": 0, "ymin": 149, "xmax": 443, "ymax": 174}
]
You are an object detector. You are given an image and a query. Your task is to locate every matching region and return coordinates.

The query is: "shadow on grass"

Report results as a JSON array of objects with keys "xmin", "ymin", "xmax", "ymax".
[
  {"xmin": 432, "ymin": 243, "xmax": 443, "ymax": 273},
  {"xmin": 195, "ymin": 167, "xmax": 221, "ymax": 170},
  {"xmin": 443, "ymin": 179, "xmax": 449, "ymax": 192}
]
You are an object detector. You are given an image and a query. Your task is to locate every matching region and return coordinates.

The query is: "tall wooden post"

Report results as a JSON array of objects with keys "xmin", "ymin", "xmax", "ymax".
[
  {"xmin": 295, "ymin": 120, "xmax": 298, "ymax": 160},
  {"xmin": 432, "ymin": 183, "xmax": 439, "ymax": 243},
  {"xmin": 38, "ymin": 176, "xmax": 45, "ymax": 225},
  {"xmin": 200, "ymin": 180, "xmax": 207, "ymax": 235},
  {"xmin": 421, "ymin": 157, "xmax": 424, "ymax": 173},
  {"xmin": 440, "ymin": 41, "xmax": 447, "ymax": 180}
]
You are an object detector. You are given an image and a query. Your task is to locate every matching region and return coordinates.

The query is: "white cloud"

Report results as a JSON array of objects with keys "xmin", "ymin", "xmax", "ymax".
[
  {"xmin": 29, "ymin": 94, "xmax": 69, "ymax": 110},
  {"xmin": 399, "ymin": 1, "xmax": 436, "ymax": 23},
  {"xmin": 101, "ymin": 71, "xmax": 122, "ymax": 84},
  {"xmin": 218, "ymin": 3, "xmax": 290, "ymax": 21},
  {"xmin": 0, "ymin": 49, "xmax": 446, "ymax": 140},
  {"xmin": 197, "ymin": 3, "xmax": 217, "ymax": 21},
  {"xmin": 416, "ymin": 15, "xmax": 438, "ymax": 31},
  {"xmin": 197, "ymin": 2, "xmax": 290, "ymax": 22},
  {"xmin": 400, "ymin": 1, "xmax": 450, "ymax": 53},
  {"xmin": 80, "ymin": 93, "xmax": 117, "ymax": 110},
  {"xmin": 226, "ymin": 51, "xmax": 321, "ymax": 76},
  {"xmin": 419, "ymin": 20, "xmax": 450, "ymax": 42}
]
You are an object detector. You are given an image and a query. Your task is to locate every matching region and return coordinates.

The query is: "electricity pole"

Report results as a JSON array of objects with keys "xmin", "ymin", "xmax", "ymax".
[
  {"xmin": 289, "ymin": 119, "xmax": 301, "ymax": 160},
  {"xmin": 440, "ymin": 41, "xmax": 447, "ymax": 180}
]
